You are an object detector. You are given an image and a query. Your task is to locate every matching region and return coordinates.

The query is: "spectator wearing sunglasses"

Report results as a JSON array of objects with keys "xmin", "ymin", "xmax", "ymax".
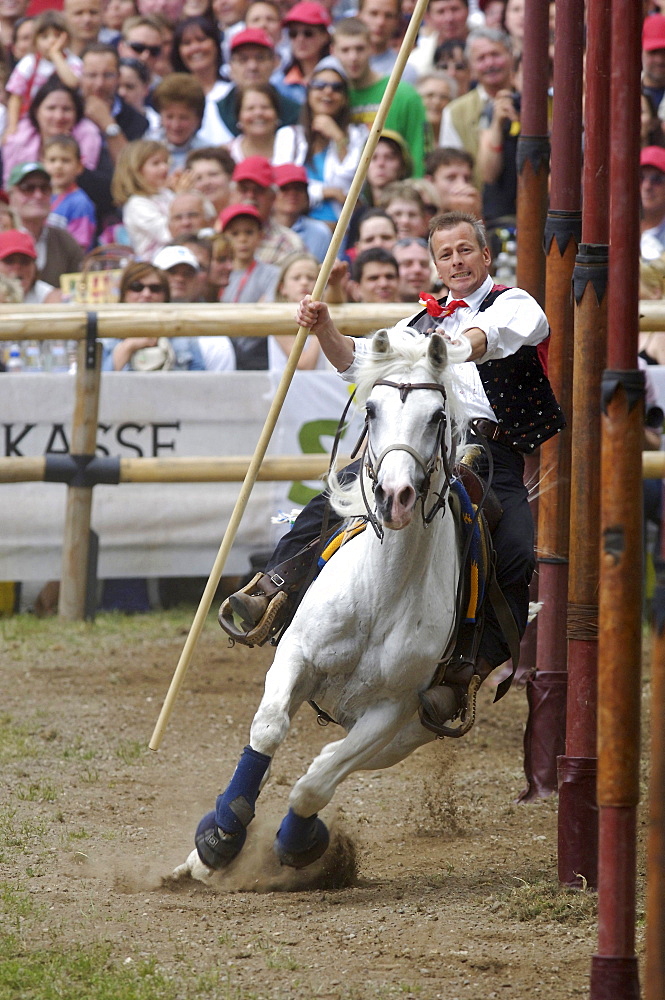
[
  {"xmin": 288, "ymin": 56, "xmax": 368, "ymax": 226},
  {"xmin": 278, "ymin": 1, "xmax": 331, "ymax": 104},
  {"xmin": 117, "ymin": 14, "xmax": 164, "ymax": 86},
  {"xmin": 103, "ymin": 259, "xmax": 205, "ymax": 370}
]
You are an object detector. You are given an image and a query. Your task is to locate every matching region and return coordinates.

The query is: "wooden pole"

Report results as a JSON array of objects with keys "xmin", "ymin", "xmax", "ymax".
[
  {"xmin": 646, "ymin": 558, "xmax": 665, "ymax": 1000},
  {"xmin": 58, "ymin": 334, "xmax": 102, "ymax": 620},
  {"xmin": 514, "ymin": 0, "xmax": 551, "ymax": 800},
  {"xmin": 148, "ymin": 0, "xmax": 432, "ymax": 752},
  {"xmin": 563, "ymin": 0, "xmax": 611, "ymax": 891},
  {"xmin": 590, "ymin": 0, "xmax": 642, "ymax": 993}
]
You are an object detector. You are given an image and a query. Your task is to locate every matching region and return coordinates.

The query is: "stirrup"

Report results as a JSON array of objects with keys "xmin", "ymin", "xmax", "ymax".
[
  {"xmin": 218, "ymin": 574, "xmax": 289, "ymax": 647},
  {"xmin": 418, "ymin": 658, "xmax": 482, "ymax": 739}
]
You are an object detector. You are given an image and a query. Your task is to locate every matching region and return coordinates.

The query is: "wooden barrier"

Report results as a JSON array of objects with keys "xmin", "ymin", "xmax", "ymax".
[{"xmin": 0, "ymin": 301, "xmax": 414, "ymax": 340}]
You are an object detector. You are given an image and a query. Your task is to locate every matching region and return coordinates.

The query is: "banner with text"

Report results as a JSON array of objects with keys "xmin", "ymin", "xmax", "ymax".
[{"xmin": 0, "ymin": 371, "xmax": 361, "ymax": 579}]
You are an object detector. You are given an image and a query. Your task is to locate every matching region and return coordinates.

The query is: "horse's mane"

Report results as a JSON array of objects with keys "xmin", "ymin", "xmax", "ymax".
[{"xmin": 328, "ymin": 326, "xmax": 470, "ymax": 518}]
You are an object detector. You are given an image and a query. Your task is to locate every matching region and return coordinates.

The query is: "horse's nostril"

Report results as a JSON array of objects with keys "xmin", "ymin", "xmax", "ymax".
[{"xmin": 397, "ymin": 486, "xmax": 416, "ymax": 511}]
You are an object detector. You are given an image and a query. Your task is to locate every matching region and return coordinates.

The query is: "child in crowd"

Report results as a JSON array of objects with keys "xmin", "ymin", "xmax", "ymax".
[
  {"xmin": 44, "ymin": 134, "xmax": 97, "ymax": 251},
  {"xmin": 110, "ymin": 139, "xmax": 175, "ymax": 258},
  {"xmin": 271, "ymin": 251, "xmax": 326, "ymax": 370},
  {"xmin": 4, "ymin": 12, "xmax": 81, "ymax": 140},
  {"xmin": 100, "ymin": 0, "xmax": 138, "ymax": 45},
  {"xmin": 381, "ymin": 181, "xmax": 429, "ymax": 240},
  {"xmin": 219, "ymin": 202, "xmax": 279, "ymax": 368},
  {"xmin": 10, "ymin": 17, "xmax": 35, "ymax": 65},
  {"xmin": 152, "ymin": 74, "xmax": 207, "ymax": 171}
]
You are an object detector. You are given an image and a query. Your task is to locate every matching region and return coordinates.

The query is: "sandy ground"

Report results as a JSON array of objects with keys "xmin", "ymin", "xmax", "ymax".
[{"xmin": 0, "ymin": 611, "xmax": 648, "ymax": 999}]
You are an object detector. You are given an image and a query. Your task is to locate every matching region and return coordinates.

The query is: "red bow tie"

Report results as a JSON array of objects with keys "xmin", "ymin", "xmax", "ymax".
[{"xmin": 419, "ymin": 293, "xmax": 469, "ymax": 318}]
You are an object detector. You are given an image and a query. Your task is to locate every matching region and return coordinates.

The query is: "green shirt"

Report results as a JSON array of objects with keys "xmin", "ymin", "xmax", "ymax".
[{"xmin": 349, "ymin": 77, "xmax": 426, "ymax": 177}]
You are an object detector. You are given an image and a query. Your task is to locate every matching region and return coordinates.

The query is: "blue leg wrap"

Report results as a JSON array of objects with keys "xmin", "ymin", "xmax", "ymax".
[
  {"xmin": 195, "ymin": 810, "xmax": 247, "ymax": 870},
  {"xmin": 274, "ymin": 808, "xmax": 330, "ymax": 869},
  {"xmin": 215, "ymin": 745, "xmax": 271, "ymax": 835}
]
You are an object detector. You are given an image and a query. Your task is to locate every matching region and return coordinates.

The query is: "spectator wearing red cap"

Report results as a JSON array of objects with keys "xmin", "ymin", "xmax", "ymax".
[
  {"xmin": 273, "ymin": 162, "xmax": 331, "ymax": 261},
  {"xmin": 219, "ymin": 201, "xmax": 280, "ymax": 368},
  {"xmin": 641, "ymin": 145, "xmax": 665, "ymax": 261},
  {"xmin": 277, "ymin": 1, "xmax": 331, "ymax": 104},
  {"xmin": 0, "ymin": 228, "xmax": 61, "ymax": 304},
  {"xmin": 643, "ymin": 14, "xmax": 665, "ymax": 114},
  {"xmin": 231, "ymin": 155, "xmax": 305, "ymax": 264},
  {"xmin": 214, "ymin": 28, "xmax": 303, "ymax": 144}
]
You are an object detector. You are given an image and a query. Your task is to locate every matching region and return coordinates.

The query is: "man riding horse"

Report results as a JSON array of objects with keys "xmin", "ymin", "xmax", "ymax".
[{"xmin": 221, "ymin": 210, "xmax": 565, "ymax": 732}]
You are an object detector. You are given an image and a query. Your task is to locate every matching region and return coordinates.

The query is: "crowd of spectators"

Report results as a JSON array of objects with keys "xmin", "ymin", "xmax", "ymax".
[{"xmin": 0, "ymin": 0, "xmax": 557, "ymax": 374}]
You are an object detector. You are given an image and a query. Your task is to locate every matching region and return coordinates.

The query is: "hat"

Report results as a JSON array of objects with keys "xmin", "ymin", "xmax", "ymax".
[
  {"xmin": 0, "ymin": 229, "xmax": 37, "ymax": 260},
  {"xmin": 273, "ymin": 163, "xmax": 309, "ymax": 187},
  {"xmin": 232, "ymin": 156, "xmax": 274, "ymax": 187},
  {"xmin": 230, "ymin": 27, "xmax": 275, "ymax": 51},
  {"xmin": 641, "ymin": 146, "xmax": 665, "ymax": 174},
  {"xmin": 152, "ymin": 245, "xmax": 200, "ymax": 271},
  {"xmin": 644, "ymin": 15, "xmax": 665, "ymax": 52},
  {"xmin": 311, "ymin": 54, "xmax": 347, "ymax": 81},
  {"xmin": 7, "ymin": 162, "xmax": 50, "ymax": 188},
  {"xmin": 219, "ymin": 203, "xmax": 262, "ymax": 230},
  {"xmin": 283, "ymin": 1, "xmax": 331, "ymax": 27},
  {"xmin": 377, "ymin": 129, "xmax": 413, "ymax": 174}
]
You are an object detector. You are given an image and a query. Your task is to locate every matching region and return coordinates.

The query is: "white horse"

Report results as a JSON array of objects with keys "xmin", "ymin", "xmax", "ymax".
[{"xmin": 175, "ymin": 325, "xmax": 474, "ymax": 881}]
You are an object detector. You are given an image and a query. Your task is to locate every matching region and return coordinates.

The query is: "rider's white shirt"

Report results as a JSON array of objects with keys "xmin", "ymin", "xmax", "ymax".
[{"xmin": 340, "ymin": 275, "xmax": 550, "ymax": 423}]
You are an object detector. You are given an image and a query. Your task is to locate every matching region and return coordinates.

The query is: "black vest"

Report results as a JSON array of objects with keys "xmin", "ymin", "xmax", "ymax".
[{"xmin": 407, "ymin": 286, "xmax": 566, "ymax": 453}]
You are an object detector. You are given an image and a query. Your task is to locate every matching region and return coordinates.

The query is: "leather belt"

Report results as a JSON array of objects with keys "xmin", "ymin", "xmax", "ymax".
[{"xmin": 471, "ymin": 418, "xmax": 516, "ymax": 448}]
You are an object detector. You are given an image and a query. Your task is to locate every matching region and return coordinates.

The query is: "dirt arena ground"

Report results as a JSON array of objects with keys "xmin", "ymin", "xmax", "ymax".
[{"xmin": 0, "ymin": 609, "xmax": 649, "ymax": 1000}]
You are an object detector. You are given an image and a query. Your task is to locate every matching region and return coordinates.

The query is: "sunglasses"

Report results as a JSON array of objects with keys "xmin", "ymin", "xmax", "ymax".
[
  {"xmin": 439, "ymin": 61, "xmax": 467, "ymax": 71},
  {"xmin": 288, "ymin": 26, "xmax": 318, "ymax": 39},
  {"xmin": 128, "ymin": 280, "xmax": 164, "ymax": 293},
  {"xmin": 17, "ymin": 181, "xmax": 51, "ymax": 194},
  {"xmin": 310, "ymin": 79, "xmax": 345, "ymax": 92},
  {"xmin": 128, "ymin": 40, "xmax": 162, "ymax": 57}
]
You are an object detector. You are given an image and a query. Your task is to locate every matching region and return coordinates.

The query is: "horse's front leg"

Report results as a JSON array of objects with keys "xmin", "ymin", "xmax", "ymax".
[
  {"xmin": 175, "ymin": 643, "xmax": 313, "ymax": 880},
  {"xmin": 274, "ymin": 702, "xmax": 407, "ymax": 868}
]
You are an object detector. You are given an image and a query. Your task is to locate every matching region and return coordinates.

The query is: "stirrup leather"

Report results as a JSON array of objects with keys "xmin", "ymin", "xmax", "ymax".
[{"xmin": 218, "ymin": 573, "xmax": 289, "ymax": 647}]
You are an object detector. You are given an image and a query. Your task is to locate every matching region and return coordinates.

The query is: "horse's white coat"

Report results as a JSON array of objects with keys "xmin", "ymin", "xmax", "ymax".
[
  {"xmin": 247, "ymin": 329, "xmax": 468, "ymax": 819},
  {"xmin": 176, "ymin": 330, "xmax": 473, "ymax": 880}
]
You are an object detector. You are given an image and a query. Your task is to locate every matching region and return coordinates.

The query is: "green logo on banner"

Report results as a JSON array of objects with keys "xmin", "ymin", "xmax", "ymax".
[{"xmin": 288, "ymin": 418, "xmax": 346, "ymax": 506}]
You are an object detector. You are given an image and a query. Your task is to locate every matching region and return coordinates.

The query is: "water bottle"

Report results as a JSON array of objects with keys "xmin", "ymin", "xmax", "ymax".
[
  {"xmin": 23, "ymin": 340, "xmax": 43, "ymax": 371},
  {"xmin": 7, "ymin": 343, "xmax": 22, "ymax": 372},
  {"xmin": 49, "ymin": 340, "xmax": 69, "ymax": 373}
]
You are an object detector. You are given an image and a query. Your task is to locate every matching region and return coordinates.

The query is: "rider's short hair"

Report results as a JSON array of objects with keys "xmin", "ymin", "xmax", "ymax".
[{"xmin": 428, "ymin": 211, "xmax": 488, "ymax": 255}]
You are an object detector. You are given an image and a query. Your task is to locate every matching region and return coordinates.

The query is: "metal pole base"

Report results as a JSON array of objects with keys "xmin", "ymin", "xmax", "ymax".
[
  {"xmin": 557, "ymin": 755, "xmax": 598, "ymax": 888},
  {"xmin": 517, "ymin": 671, "xmax": 567, "ymax": 801},
  {"xmin": 590, "ymin": 956, "xmax": 640, "ymax": 1000}
]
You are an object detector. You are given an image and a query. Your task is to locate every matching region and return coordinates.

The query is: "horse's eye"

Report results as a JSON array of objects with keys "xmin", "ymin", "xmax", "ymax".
[
  {"xmin": 430, "ymin": 408, "xmax": 445, "ymax": 425},
  {"xmin": 366, "ymin": 401, "xmax": 376, "ymax": 420}
]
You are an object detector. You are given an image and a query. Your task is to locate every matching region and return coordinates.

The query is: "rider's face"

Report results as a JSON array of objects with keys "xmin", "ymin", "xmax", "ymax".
[{"xmin": 430, "ymin": 222, "xmax": 491, "ymax": 299}]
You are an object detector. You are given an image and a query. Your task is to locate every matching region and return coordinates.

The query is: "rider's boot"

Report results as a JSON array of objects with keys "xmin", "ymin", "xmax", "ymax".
[
  {"xmin": 218, "ymin": 541, "xmax": 320, "ymax": 646},
  {"xmin": 418, "ymin": 656, "xmax": 494, "ymax": 738}
]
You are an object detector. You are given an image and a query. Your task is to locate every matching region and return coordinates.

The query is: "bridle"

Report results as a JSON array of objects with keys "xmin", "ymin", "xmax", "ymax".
[{"xmin": 350, "ymin": 378, "xmax": 458, "ymax": 539}]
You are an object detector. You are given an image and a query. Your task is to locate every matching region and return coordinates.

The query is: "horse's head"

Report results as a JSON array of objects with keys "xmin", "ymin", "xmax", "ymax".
[{"xmin": 359, "ymin": 327, "xmax": 464, "ymax": 531}]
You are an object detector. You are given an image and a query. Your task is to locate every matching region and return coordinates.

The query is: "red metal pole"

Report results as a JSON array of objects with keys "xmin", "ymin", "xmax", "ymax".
[
  {"xmin": 589, "ymin": 0, "xmax": 642, "ymax": 994},
  {"xmin": 559, "ymin": 0, "xmax": 612, "ymax": 888},
  {"xmin": 646, "ymin": 558, "xmax": 665, "ymax": 1000}
]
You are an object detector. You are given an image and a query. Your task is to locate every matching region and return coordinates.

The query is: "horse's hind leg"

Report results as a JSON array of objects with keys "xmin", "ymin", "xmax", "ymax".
[
  {"xmin": 274, "ymin": 704, "xmax": 407, "ymax": 868},
  {"xmin": 359, "ymin": 716, "xmax": 436, "ymax": 771}
]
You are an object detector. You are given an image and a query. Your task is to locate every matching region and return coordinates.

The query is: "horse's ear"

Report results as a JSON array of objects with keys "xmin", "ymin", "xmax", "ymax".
[
  {"xmin": 372, "ymin": 329, "xmax": 391, "ymax": 354},
  {"xmin": 428, "ymin": 332, "xmax": 448, "ymax": 371}
]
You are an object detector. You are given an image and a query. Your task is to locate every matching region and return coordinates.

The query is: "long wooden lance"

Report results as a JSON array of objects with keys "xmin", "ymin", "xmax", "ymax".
[{"xmin": 149, "ymin": 0, "xmax": 431, "ymax": 751}]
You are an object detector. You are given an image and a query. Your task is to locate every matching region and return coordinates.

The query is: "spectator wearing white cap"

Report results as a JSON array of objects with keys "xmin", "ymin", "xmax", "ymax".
[{"xmin": 152, "ymin": 244, "xmax": 203, "ymax": 302}]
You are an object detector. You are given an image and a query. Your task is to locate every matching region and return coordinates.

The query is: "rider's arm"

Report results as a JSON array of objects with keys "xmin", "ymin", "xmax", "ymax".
[{"xmin": 295, "ymin": 295, "xmax": 355, "ymax": 372}]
